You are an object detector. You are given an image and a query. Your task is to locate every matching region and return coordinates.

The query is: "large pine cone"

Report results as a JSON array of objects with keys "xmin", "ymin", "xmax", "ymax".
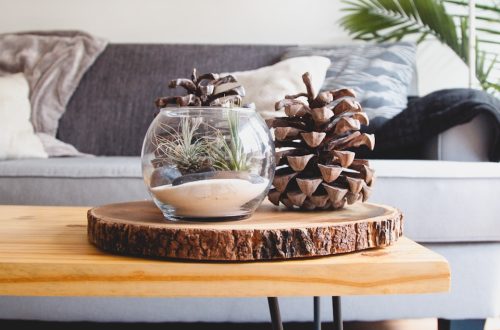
[
  {"xmin": 155, "ymin": 68, "xmax": 245, "ymax": 108},
  {"xmin": 267, "ymin": 72, "xmax": 375, "ymax": 210}
]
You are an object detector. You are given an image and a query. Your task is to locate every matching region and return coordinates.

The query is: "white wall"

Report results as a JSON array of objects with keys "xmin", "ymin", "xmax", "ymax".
[
  {"xmin": 0, "ymin": 0, "xmax": 351, "ymax": 44},
  {"xmin": 0, "ymin": 0, "xmax": 474, "ymax": 94}
]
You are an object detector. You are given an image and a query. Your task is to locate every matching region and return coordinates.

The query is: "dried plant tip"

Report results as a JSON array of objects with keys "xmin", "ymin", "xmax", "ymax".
[
  {"xmin": 322, "ymin": 184, "xmax": 348, "ymax": 204},
  {"xmin": 309, "ymin": 194, "xmax": 330, "ymax": 208},
  {"xmin": 333, "ymin": 99, "xmax": 361, "ymax": 115},
  {"xmin": 209, "ymin": 95, "xmax": 243, "ymax": 107},
  {"xmin": 333, "ymin": 150, "xmax": 355, "ymax": 168},
  {"xmin": 301, "ymin": 199, "xmax": 317, "ymax": 210},
  {"xmin": 197, "ymin": 73, "xmax": 220, "ymax": 81},
  {"xmin": 155, "ymin": 96, "xmax": 178, "ymax": 109},
  {"xmin": 285, "ymin": 103, "xmax": 309, "ymax": 117},
  {"xmin": 287, "ymin": 191, "xmax": 307, "ymax": 206},
  {"xmin": 302, "ymin": 72, "xmax": 316, "ymax": 101},
  {"xmin": 177, "ymin": 94, "xmax": 201, "ymax": 106},
  {"xmin": 273, "ymin": 172, "xmax": 298, "ymax": 192},
  {"xmin": 287, "ymin": 154, "xmax": 315, "ymax": 172},
  {"xmin": 346, "ymin": 192, "xmax": 360, "ymax": 205},
  {"xmin": 346, "ymin": 177, "xmax": 364, "ymax": 194},
  {"xmin": 301, "ymin": 131, "xmax": 326, "ymax": 148},
  {"xmin": 274, "ymin": 127, "xmax": 303, "ymax": 141},
  {"xmin": 311, "ymin": 107, "xmax": 334, "ymax": 124},
  {"xmin": 314, "ymin": 91, "xmax": 334, "ymax": 107},
  {"xmin": 268, "ymin": 189, "xmax": 281, "ymax": 206},
  {"xmin": 296, "ymin": 178, "xmax": 323, "ymax": 196},
  {"xmin": 280, "ymin": 196, "xmax": 294, "ymax": 209},
  {"xmin": 352, "ymin": 112, "xmax": 370, "ymax": 126},
  {"xmin": 168, "ymin": 79, "xmax": 197, "ymax": 93},
  {"xmin": 331, "ymin": 88, "xmax": 356, "ymax": 99},
  {"xmin": 333, "ymin": 117, "xmax": 361, "ymax": 135},
  {"xmin": 343, "ymin": 133, "xmax": 375, "ymax": 150},
  {"xmin": 285, "ymin": 92, "xmax": 309, "ymax": 99},
  {"xmin": 361, "ymin": 184, "xmax": 372, "ymax": 202},
  {"xmin": 318, "ymin": 164, "xmax": 343, "ymax": 183}
]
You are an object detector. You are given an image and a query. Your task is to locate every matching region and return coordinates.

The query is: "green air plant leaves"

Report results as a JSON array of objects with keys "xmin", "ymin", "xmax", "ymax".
[
  {"xmin": 340, "ymin": 0, "xmax": 500, "ymax": 95},
  {"xmin": 153, "ymin": 113, "xmax": 250, "ymax": 174},
  {"xmin": 153, "ymin": 117, "xmax": 213, "ymax": 174},
  {"xmin": 210, "ymin": 111, "xmax": 249, "ymax": 172}
]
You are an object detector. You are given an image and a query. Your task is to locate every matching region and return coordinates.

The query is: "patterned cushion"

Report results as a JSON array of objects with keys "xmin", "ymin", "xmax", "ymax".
[{"xmin": 282, "ymin": 42, "xmax": 416, "ymax": 127}]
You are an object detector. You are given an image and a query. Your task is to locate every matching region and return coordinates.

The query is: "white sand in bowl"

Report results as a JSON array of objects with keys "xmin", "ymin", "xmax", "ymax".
[{"xmin": 151, "ymin": 178, "xmax": 269, "ymax": 217}]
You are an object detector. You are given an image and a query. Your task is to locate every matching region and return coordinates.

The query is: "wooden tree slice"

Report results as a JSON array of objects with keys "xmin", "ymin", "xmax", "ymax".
[{"xmin": 88, "ymin": 201, "xmax": 403, "ymax": 262}]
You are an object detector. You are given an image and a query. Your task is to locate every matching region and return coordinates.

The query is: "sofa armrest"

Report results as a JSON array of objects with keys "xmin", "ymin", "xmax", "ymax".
[{"xmin": 423, "ymin": 113, "xmax": 495, "ymax": 161}]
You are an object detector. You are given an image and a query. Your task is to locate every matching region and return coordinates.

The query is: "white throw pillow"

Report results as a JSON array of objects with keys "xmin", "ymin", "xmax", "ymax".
[
  {"xmin": 0, "ymin": 73, "xmax": 48, "ymax": 160},
  {"xmin": 226, "ymin": 56, "xmax": 331, "ymax": 118}
]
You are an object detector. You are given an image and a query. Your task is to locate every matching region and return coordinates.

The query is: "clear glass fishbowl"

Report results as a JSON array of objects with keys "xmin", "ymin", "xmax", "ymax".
[{"xmin": 141, "ymin": 107, "xmax": 275, "ymax": 221}]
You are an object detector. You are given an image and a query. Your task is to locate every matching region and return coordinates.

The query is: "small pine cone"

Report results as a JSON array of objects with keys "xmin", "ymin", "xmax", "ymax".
[
  {"xmin": 267, "ymin": 72, "xmax": 375, "ymax": 210},
  {"xmin": 155, "ymin": 68, "xmax": 245, "ymax": 109}
]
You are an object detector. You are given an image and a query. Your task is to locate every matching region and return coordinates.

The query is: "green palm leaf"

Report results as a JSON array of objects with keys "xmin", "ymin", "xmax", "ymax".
[
  {"xmin": 340, "ymin": 0, "xmax": 458, "ymax": 48},
  {"xmin": 340, "ymin": 0, "xmax": 500, "ymax": 94}
]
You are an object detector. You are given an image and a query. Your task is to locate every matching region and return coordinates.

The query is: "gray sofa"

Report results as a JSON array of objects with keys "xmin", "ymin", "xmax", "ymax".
[{"xmin": 1, "ymin": 44, "xmax": 499, "ymax": 325}]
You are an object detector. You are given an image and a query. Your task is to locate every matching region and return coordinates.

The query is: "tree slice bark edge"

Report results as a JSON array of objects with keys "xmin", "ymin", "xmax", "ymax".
[{"xmin": 87, "ymin": 203, "xmax": 403, "ymax": 261}]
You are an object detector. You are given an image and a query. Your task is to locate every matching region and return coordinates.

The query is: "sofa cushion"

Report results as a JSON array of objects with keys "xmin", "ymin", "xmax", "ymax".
[
  {"xmin": 0, "ymin": 73, "xmax": 47, "ymax": 160},
  {"xmin": 226, "ymin": 56, "xmax": 331, "ymax": 118},
  {"xmin": 423, "ymin": 113, "xmax": 496, "ymax": 162},
  {"xmin": 58, "ymin": 44, "xmax": 289, "ymax": 156},
  {"xmin": 1, "ymin": 158, "xmax": 499, "ymax": 242},
  {"xmin": 371, "ymin": 160, "xmax": 500, "ymax": 243},
  {"xmin": 282, "ymin": 42, "xmax": 416, "ymax": 128},
  {"xmin": 0, "ymin": 157, "xmax": 148, "ymax": 206}
]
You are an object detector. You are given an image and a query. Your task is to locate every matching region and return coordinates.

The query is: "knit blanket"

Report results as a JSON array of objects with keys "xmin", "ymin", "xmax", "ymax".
[
  {"xmin": 0, "ymin": 31, "xmax": 107, "ymax": 156},
  {"xmin": 361, "ymin": 88, "xmax": 500, "ymax": 161}
]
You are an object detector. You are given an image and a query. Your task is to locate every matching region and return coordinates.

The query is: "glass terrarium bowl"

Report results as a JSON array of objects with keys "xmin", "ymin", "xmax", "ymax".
[{"xmin": 141, "ymin": 107, "xmax": 275, "ymax": 221}]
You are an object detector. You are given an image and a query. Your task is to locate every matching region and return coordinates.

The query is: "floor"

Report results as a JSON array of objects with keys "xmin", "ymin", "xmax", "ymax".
[{"xmin": 0, "ymin": 319, "xmax": 499, "ymax": 330}]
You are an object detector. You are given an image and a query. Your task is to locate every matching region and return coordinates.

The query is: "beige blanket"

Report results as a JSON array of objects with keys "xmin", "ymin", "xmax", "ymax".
[{"xmin": 0, "ymin": 31, "xmax": 107, "ymax": 156}]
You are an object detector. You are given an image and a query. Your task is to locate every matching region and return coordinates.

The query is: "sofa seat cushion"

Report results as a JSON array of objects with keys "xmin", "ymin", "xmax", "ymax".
[
  {"xmin": 0, "ymin": 157, "xmax": 498, "ymax": 243},
  {"xmin": 371, "ymin": 160, "xmax": 500, "ymax": 243},
  {"xmin": 0, "ymin": 157, "xmax": 148, "ymax": 206}
]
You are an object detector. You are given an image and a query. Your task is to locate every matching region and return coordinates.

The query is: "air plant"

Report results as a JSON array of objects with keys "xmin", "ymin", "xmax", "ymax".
[
  {"xmin": 152, "ymin": 117, "xmax": 213, "ymax": 174},
  {"xmin": 209, "ymin": 111, "xmax": 249, "ymax": 172}
]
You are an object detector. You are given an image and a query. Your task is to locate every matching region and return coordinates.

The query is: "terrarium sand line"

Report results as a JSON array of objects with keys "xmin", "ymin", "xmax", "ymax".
[{"xmin": 151, "ymin": 178, "xmax": 269, "ymax": 217}]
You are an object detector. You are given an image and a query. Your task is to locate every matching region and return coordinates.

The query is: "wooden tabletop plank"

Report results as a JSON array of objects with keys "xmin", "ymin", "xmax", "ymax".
[{"xmin": 0, "ymin": 205, "xmax": 450, "ymax": 297}]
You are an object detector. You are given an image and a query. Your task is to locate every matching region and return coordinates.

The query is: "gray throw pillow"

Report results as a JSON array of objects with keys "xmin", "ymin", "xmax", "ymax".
[{"xmin": 282, "ymin": 42, "xmax": 416, "ymax": 126}]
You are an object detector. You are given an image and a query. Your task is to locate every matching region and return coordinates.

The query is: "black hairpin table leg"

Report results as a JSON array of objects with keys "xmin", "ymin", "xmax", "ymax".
[
  {"xmin": 314, "ymin": 296, "xmax": 321, "ymax": 330},
  {"xmin": 268, "ymin": 297, "xmax": 284, "ymax": 330},
  {"xmin": 332, "ymin": 296, "xmax": 343, "ymax": 330}
]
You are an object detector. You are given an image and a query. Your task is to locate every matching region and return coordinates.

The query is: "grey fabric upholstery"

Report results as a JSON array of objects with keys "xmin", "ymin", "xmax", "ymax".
[
  {"xmin": 58, "ymin": 44, "xmax": 289, "ymax": 156},
  {"xmin": 0, "ymin": 157, "xmax": 148, "ymax": 206}
]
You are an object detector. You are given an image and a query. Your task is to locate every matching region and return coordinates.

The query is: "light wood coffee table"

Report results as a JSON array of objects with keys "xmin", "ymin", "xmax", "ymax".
[{"xmin": 0, "ymin": 204, "xmax": 450, "ymax": 330}]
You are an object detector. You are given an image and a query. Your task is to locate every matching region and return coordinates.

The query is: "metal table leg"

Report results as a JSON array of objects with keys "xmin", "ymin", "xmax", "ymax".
[
  {"xmin": 332, "ymin": 296, "xmax": 343, "ymax": 330},
  {"xmin": 268, "ymin": 297, "xmax": 284, "ymax": 330},
  {"xmin": 314, "ymin": 296, "xmax": 321, "ymax": 330}
]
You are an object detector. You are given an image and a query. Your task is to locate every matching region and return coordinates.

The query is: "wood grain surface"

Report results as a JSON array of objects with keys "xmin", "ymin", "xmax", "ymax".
[
  {"xmin": 0, "ymin": 204, "xmax": 449, "ymax": 297},
  {"xmin": 88, "ymin": 201, "xmax": 403, "ymax": 261}
]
